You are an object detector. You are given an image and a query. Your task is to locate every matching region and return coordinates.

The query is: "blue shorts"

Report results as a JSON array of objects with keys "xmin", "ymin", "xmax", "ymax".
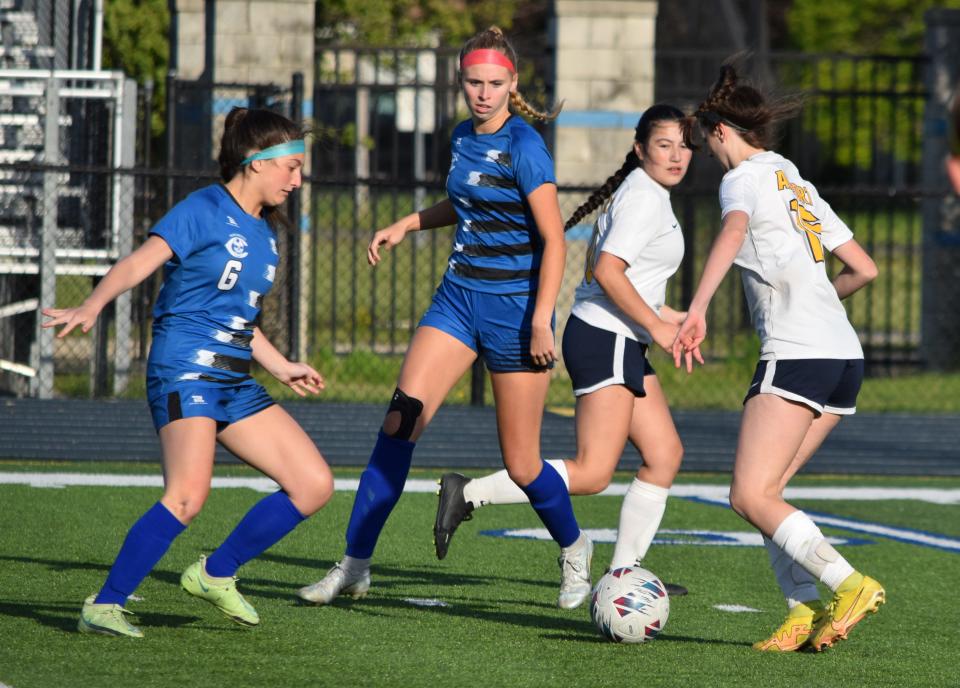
[
  {"xmin": 744, "ymin": 358, "xmax": 864, "ymax": 416},
  {"xmin": 562, "ymin": 314, "xmax": 655, "ymax": 397},
  {"xmin": 147, "ymin": 379, "xmax": 275, "ymax": 432},
  {"xmin": 419, "ymin": 277, "xmax": 554, "ymax": 372}
]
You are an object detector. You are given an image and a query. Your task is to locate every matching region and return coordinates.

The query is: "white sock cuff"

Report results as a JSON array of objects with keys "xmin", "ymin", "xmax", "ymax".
[
  {"xmin": 546, "ymin": 459, "xmax": 569, "ymax": 489},
  {"xmin": 628, "ymin": 478, "xmax": 669, "ymax": 502}
]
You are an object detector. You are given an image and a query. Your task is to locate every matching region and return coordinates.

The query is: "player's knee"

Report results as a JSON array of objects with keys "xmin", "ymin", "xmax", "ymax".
[
  {"xmin": 728, "ymin": 482, "xmax": 762, "ymax": 521},
  {"xmin": 574, "ymin": 469, "xmax": 614, "ymax": 496},
  {"xmin": 505, "ymin": 462, "xmax": 541, "ymax": 488},
  {"xmin": 288, "ymin": 462, "xmax": 334, "ymax": 516},
  {"xmin": 161, "ymin": 491, "xmax": 207, "ymax": 524},
  {"xmin": 381, "ymin": 387, "xmax": 424, "ymax": 441}
]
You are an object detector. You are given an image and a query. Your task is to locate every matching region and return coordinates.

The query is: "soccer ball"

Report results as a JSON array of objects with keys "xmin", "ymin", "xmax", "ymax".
[{"xmin": 589, "ymin": 566, "xmax": 670, "ymax": 643}]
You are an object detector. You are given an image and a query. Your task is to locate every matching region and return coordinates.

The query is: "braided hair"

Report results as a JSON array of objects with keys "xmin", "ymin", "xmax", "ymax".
[
  {"xmin": 564, "ymin": 104, "xmax": 686, "ymax": 231},
  {"xmin": 683, "ymin": 64, "xmax": 800, "ymax": 150},
  {"xmin": 459, "ymin": 26, "xmax": 562, "ymax": 122}
]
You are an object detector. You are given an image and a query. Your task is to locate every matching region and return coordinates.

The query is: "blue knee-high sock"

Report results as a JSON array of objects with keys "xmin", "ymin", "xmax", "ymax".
[
  {"xmin": 520, "ymin": 461, "xmax": 581, "ymax": 549},
  {"xmin": 205, "ymin": 491, "xmax": 306, "ymax": 578},
  {"xmin": 95, "ymin": 502, "xmax": 186, "ymax": 605},
  {"xmin": 344, "ymin": 431, "xmax": 415, "ymax": 559}
]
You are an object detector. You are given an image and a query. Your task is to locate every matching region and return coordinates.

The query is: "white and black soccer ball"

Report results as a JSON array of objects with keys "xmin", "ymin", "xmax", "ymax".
[{"xmin": 589, "ymin": 566, "xmax": 670, "ymax": 643}]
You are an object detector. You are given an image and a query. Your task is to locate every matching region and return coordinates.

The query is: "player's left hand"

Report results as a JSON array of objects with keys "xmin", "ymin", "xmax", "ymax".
[
  {"xmin": 276, "ymin": 362, "xmax": 325, "ymax": 397},
  {"xmin": 529, "ymin": 322, "xmax": 556, "ymax": 368}
]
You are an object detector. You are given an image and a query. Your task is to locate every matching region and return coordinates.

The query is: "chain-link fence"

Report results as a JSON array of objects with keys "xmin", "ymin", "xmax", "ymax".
[{"xmin": 2, "ymin": 50, "xmax": 959, "ymax": 411}]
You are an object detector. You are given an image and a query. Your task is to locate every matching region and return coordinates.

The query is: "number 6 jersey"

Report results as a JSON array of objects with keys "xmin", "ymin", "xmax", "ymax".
[
  {"xmin": 719, "ymin": 151, "xmax": 863, "ymax": 360},
  {"xmin": 146, "ymin": 184, "xmax": 279, "ymax": 387}
]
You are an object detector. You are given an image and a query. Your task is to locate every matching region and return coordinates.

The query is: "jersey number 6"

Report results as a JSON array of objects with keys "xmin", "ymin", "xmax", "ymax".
[{"xmin": 217, "ymin": 260, "xmax": 243, "ymax": 291}]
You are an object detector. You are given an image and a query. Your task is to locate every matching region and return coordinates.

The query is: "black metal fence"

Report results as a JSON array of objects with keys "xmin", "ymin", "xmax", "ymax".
[{"xmin": 1, "ymin": 49, "xmax": 957, "ymax": 411}]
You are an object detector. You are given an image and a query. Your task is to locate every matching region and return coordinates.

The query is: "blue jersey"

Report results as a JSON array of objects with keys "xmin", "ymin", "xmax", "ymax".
[
  {"xmin": 445, "ymin": 116, "xmax": 556, "ymax": 294},
  {"xmin": 146, "ymin": 184, "xmax": 279, "ymax": 388}
]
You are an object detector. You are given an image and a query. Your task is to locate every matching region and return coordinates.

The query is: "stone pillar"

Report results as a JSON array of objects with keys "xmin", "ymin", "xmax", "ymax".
[
  {"xmin": 920, "ymin": 8, "xmax": 960, "ymax": 369},
  {"xmin": 550, "ymin": 0, "xmax": 657, "ymax": 187}
]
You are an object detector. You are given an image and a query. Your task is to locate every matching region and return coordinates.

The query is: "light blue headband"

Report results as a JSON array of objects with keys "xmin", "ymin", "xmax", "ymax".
[{"xmin": 241, "ymin": 139, "xmax": 305, "ymax": 165}]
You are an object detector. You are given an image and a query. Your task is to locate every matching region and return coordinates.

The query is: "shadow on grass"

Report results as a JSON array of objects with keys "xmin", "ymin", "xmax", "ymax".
[
  {"xmin": 0, "ymin": 599, "xmax": 199, "ymax": 634},
  {"xmin": 299, "ymin": 591, "xmax": 595, "ymax": 637}
]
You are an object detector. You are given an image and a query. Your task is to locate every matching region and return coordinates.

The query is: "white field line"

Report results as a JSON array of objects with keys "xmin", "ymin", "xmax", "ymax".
[{"xmin": 1, "ymin": 472, "xmax": 959, "ymax": 504}]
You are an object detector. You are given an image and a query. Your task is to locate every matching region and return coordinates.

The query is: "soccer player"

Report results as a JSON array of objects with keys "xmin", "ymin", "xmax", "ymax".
[
  {"xmin": 42, "ymin": 108, "xmax": 333, "ymax": 638},
  {"xmin": 672, "ymin": 65, "xmax": 883, "ymax": 652},
  {"xmin": 434, "ymin": 105, "xmax": 698, "ymax": 590},
  {"xmin": 298, "ymin": 26, "xmax": 592, "ymax": 610}
]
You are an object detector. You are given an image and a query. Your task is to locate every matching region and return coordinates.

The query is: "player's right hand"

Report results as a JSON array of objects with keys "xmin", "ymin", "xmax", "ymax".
[
  {"xmin": 672, "ymin": 311, "xmax": 706, "ymax": 373},
  {"xmin": 367, "ymin": 221, "xmax": 410, "ymax": 266},
  {"xmin": 41, "ymin": 305, "xmax": 99, "ymax": 338}
]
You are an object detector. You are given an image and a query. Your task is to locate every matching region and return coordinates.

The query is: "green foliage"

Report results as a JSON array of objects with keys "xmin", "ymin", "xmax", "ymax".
[
  {"xmin": 316, "ymin": 0, "xmax": 521, "ymax": 45},
  {"xmin": 786, "ymin": 0, "xmax": 960, "ymax": 55},
  {"xmin": 102, "ymin": 0, "xmax": 169, "ymax": 137}
]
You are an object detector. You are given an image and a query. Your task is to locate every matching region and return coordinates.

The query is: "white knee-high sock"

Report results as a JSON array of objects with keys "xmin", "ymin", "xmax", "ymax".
[
  {"xmin": 609, "ymin": 479, "xmax": 668, "ymax": 570},
  {"xmin": 462, "ymin": 459, "xmax": 569, "ymax": 507},
  {"xmin": 762, "ymin": 535, "xmax": 820, "ymax": 609},
  {"xmin": 771, "ymin": 510, "xmax": 855, "ymax": 592}
]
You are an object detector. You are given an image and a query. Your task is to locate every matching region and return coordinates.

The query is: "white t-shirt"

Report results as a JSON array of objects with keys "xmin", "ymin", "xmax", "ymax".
[
  {"xmin": 719, "ymin": 151, "xmax": 862, "ymax": 360},
  {"xmin": 571, "ymin": 167, "xmax": 684, "ymax": 344}
]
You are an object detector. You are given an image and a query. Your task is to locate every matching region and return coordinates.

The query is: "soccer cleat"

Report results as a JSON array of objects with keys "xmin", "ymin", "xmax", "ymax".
[
  {"xmin": 180, "ymin": 555, "xmax": 260, "ymax": 627},
  {"xmin": 77, "ymin": 594, "xmax": 144, "ymax": 638},
  {"xmin": 297, "ymin": 562, "xmax": 371, "ymax": 605},
  {"xmin": 433, "ymin": 472, "xmax": 475, "ymax": 560},
  {"xmin": 557, "ymin": 533, "xmax": 593, "ymax": 610},
  {"xmin": 752, "ymin": 600, "xmax": 826, "ymax": 652},
  {"xmin": 810, "ymin": 573, "xmax": 885, "ymax": 651}
]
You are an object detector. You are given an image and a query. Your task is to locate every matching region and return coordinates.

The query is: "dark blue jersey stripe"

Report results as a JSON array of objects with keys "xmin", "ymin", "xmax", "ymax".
[{"xmin": 456, "ymin": 241, "xmax": 536, "ymax": 258}]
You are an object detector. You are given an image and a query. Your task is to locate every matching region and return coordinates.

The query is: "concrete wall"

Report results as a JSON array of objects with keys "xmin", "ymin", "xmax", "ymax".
[
  {"xmin": 551, "ymin": 0, "xmax": 658, "ymax": 186},
  {"xmin": 172, "ymin": 0, "xmax": 313, "ymax": 91}
]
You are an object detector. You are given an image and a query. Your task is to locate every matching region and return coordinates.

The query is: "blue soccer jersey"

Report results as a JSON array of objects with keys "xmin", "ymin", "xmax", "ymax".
[
  {"xmin": 445, "ymin": 116, "xmax": 556, "ymax": 294},
  {"xmin": 146, "ymin": 184, "xmax": 279, "ymax": 389}
]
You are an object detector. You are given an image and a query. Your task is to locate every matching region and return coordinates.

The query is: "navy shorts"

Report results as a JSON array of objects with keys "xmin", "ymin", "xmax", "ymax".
[
  {"xmin": 419, "ymin": 277, "xmax": 554, "ymax": 372},
  {"xmin": 147, "ymin": 378, "xmax": 275, "ymax": 432},
  {"xmin": 562, "ymin": 314, "xmax": 655, "ymax": 397},
  {"xmin": 744, "ymin": 358, "xmax": 864, "ymax": 416}
]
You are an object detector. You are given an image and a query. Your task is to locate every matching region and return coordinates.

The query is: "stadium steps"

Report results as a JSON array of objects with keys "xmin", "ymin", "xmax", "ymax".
[{"xmin": 0, "ymin": 398, "xmax": 958, "ymax": 476}]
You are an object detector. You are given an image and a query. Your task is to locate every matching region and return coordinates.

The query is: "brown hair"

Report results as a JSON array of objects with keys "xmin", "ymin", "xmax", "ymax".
[
  {"xmin": 459, "ymin": 26, "xmax": 562, "ymax": 122},
  {"xmin": 218, "ymin": 107, "xmax": 304, "ymax": 230},
  {"xmin": 565, "ymin": 104, "xmax": 686, "ymax": 230},
  {"xmin": 683, "ymin": 64, "xmax": 800, "ymax": 150}
]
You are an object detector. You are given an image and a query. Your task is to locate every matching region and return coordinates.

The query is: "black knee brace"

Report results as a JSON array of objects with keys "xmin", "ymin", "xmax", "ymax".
[{"xmin": 384, "ymin": 387, "xmax": 424, "ymax": 440}]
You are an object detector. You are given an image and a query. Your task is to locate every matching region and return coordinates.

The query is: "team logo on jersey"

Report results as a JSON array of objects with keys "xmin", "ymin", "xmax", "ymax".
[
  {"xmin": 226, "ymin": 215, "xmax": 240, "ymax": 228},
  {"xmin": 189, "ymin": 394, "xmax": 206, "ymax": 405},
  {"xmin": 225, "ymin": 233, "xmax": 249, "ymax": 259}
]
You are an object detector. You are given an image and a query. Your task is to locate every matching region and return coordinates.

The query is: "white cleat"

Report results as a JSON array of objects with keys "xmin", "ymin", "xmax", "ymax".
[
  {"xmin": 298, "ymin": 562, "xmax": 371, "ymax": 605},
  {"xmin": 557, "ymin": 533, "xmax": 593, "ymax": 610}
]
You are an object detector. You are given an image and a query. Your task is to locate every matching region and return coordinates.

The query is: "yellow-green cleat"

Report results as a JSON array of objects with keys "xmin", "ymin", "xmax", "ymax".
[
  {"xmin": 78, "ymin": 594, "xmax": 144, "ymax": 638},
  {"xmin": 810, "ymin": 573, "xmax": 885, "ymax": 651},
  {"xmin": 180, "ymin": 555, "xmax": 260, "ymax": 627},
  {"xmin": 752, "ymin": 600, "xmax": 825, "ymax": 652}
]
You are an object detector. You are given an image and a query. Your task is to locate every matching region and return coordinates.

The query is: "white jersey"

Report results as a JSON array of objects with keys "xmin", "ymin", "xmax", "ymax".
[
  {"xmin": 572, "ymin": 167, "xmax": 684, "ymax": 344},
  {"xmin": 720, "ymin": 151, "xmax": 862, "ymax": 360}
]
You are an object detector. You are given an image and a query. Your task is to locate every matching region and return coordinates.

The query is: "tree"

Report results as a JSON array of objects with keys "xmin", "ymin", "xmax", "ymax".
[
  {"xmin": 102, "ymin": 0, "xmax": 169, "ymax": 137},
  {"xmin": 315, "ymin": 0, "xmax": 525, "ymax": 46},
  {"xmin": 786, "ymin": 0, "xmax": 960, "ymax": 55}
]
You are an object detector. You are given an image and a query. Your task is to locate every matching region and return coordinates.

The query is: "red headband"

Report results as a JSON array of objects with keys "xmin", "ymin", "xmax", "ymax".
[{"xmin": 460, "ymin": 49, "xmax": 516, "ymax": 73}]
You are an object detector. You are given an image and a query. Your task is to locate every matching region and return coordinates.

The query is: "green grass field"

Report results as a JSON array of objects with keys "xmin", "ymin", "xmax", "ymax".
[{"xmin": 1, "ymin": 462, "xmax": 958, "ymax": 687}]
